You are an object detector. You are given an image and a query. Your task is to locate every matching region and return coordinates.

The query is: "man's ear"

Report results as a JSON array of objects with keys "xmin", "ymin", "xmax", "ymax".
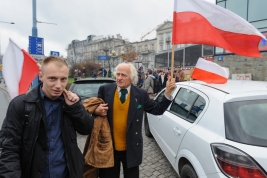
[{"xmin": 39, "ymin": 71, "xmax": 43, "ymax": 82}]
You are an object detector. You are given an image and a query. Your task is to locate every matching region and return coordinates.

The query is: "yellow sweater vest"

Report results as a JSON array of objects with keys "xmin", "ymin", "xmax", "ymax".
[{"xmin": 113, "ymin": 88, "xmax": 130, "ymax": 151}]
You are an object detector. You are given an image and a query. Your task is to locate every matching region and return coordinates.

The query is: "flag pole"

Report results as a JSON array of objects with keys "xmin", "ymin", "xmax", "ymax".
[{"xmin": 171, "ymin": 44, "xmax": 175, "ymax": 78}]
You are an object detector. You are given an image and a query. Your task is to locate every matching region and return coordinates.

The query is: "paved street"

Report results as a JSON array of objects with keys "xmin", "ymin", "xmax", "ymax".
[
  {"xmin": 78, "ymin": 122, "xmax": 179, "ymax": 178},
  {"xmin": 0, "ymin": 83, "xmax": 179, "ymax": 178}
]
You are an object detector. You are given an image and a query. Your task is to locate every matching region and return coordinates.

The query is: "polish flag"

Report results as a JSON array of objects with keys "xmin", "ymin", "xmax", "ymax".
[
  {"xmin": 191, "ymin": 58, "xmax": 229, "ymax": 84},
  {"xmin": 172, "ymin": 0, "xmax": 267, "ymax": 58},
  {"xmin": 3, "ymin": 39, "xmax": 39, "ymax": 99}
]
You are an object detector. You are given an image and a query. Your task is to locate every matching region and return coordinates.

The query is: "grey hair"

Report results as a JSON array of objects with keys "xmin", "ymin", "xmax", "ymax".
[{"xmin": 114, "ymin": 63, "xmax": 138, "ymax": 85}]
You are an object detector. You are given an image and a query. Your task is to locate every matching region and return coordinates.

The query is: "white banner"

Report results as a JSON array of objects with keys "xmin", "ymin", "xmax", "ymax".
[{"xmin": 232, "ymin": 73, "xmax": 251, "ymax": 80}]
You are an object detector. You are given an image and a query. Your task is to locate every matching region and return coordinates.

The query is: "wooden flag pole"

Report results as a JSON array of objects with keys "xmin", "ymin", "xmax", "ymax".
[{"xmin": 171, "ymin": 44, "xmax": 175, "ymax": 78}]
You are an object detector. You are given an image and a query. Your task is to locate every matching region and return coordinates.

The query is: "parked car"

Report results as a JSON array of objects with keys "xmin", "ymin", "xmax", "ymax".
[
  {"xmin": 69, "ymin": 78, "xmax": 115, "ymax": 101},
  {"xmin": 145, "ymin": 80, "xmax": 267, "ymax": 178}
]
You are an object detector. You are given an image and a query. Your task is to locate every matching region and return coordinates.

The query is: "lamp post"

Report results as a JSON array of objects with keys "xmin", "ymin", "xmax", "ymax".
[
  {"xmin": 0, "ymin": 21, "xmax": 15, "ymax": 24},
  {"xmin": 108, "ymin": 50, "xmax": 124, "ymax": 72},
  {"xmin": 166, "ymin": 38, "xmax": 171, "ymax": 68},
  {"xmin": 103, "ymin": 47, "xmax": 110, "ymax": 77},
  {"xmin": 32, "ymin": 0, "xmax": 57, "ymax": 88}
]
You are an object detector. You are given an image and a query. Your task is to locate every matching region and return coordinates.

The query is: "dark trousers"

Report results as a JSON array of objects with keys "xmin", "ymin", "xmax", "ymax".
[{"xmin": 99, "ymin": 150, "xmax": 139, "ymax": 178}]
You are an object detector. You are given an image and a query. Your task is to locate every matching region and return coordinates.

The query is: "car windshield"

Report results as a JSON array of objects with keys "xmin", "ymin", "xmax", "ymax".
[
  {"xmin": 224, "ymin": 100, "xmax": 267, "ymax": 147},
  {"xmin": 71, "ymin": 82, "xmax": 107, "ymax": 100}
]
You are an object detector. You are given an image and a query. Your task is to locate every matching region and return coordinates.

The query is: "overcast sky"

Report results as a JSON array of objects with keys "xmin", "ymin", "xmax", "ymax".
[{"xmin": 0, "ymin": 0, "xmax": 215, "ymax": 57}]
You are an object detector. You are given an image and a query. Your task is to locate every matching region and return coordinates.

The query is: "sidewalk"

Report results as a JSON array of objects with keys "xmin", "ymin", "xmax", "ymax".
[{"xmin": 0, "ymin": 81, "xmax": 11, "ymax": 102}]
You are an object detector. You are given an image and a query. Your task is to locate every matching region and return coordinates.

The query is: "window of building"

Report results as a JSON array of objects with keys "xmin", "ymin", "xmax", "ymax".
[
  {"xmin": 226, "ymin": 0, "xmax": 247, "ymax": 20},
  {"xmin": 160, "ymin": 34, "xmax": 164, "ymax": 40},
  {"xmin": 145, "ymin": 45, "xmax": 148, "ymax": 50},
  {"xmin": 160, "ymin": 44, "xmax": 163, "ymax": 51},
  {"xmin": 151, "ymin": 44, "xmax": 154, "ymax": 50}
]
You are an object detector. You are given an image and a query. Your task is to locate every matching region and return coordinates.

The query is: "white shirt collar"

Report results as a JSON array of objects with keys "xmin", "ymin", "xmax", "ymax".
[{"xmin": 117, "ymin": 85, "xmax": 131, "ymax": 93}]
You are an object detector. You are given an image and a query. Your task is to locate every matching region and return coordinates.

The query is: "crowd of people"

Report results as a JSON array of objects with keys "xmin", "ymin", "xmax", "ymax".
[
  {"xmin": 73, "ymin": 67, "xmax": 87, "ymax": 81},
  {"xmin": 137, "ymin": 67, "xmax": 185, "ymax": 96}
]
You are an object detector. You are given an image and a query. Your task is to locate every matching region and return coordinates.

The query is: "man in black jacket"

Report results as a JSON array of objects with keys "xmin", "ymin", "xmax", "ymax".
[
  {"xmin": 0, "ymin": 56, "xmax": 94, "ymax": 178},
  {"xmin": 94, "ymin": 63, "xmax": 176, "ymax": 178}
]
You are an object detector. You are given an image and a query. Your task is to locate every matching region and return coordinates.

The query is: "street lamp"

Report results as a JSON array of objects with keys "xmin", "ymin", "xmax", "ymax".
[
  {"xmin": 166, "ymin": 38, "xmax": 171, "ymax": 68},
  {"xmin": 103, "ymin": 47, "xmax": 110, "ymax": 77},
  {"xmin": 31, "ymin": 0, "xmax": 57, "ymax": 88},
  {"xmin": 108, "ymin": 50, "xmax": 124, "ymax": 72},
  {"xmin": 36, "ymin": 21, "xmax": 57, "ymax": 25},
  {"xmin": 0, "ymin": 21, "xmax": 15, "ymax": 24}
]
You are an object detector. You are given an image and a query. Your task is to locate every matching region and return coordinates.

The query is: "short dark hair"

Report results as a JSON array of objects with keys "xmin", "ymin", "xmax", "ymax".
[{"xmin": 147, "ymin": 69, "xmax": 152, "ymax": 74}]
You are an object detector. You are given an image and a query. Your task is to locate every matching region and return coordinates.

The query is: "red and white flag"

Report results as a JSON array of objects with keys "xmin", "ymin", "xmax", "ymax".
[
  {"xmin": 3, "ymin": 39, "xmax": 39, "ymax": 99},
  {"xmin": 191, "ymin": 58, "xmax": 229, "ymax": 84},
  {"xmin": 172, "ymin": 0, "xmax": 266, "ymax": 58}
]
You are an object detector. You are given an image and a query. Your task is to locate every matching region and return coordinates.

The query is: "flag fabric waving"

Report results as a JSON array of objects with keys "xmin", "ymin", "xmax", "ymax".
[
  {"xmin": 172, "ymin": 0, "xmax": 266, "ymax": 58},
  {"xmin": 3, "ymin": 39, "xmax": 39, "ymax": 99},
  {"xmin": 191, "ymin": 58, "xmax": 229, "ymax": 84}
]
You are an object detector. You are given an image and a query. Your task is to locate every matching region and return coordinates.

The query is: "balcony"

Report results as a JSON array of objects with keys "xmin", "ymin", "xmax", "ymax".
[{"xmin": 141, "ymin": 49, "xmax": 155, "ymax": 55}]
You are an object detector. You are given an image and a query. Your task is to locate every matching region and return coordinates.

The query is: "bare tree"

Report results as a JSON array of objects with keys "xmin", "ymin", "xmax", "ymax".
[{"xmin": 121, "ymin": 49, "xmax": 139, "ymax": 63}]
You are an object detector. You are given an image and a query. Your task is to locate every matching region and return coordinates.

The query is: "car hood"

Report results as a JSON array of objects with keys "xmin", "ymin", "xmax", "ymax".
[{"xmin": 224, "ymin": 139, "xmax": 267, "ymax": 172}]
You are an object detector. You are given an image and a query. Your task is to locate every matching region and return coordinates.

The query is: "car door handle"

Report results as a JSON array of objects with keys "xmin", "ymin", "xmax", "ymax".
[
  {"xmin": 173, "ymin": 128, "xmax": 181, "ymax": 135},
  {"xmin": 157, "ymin": 116, "xmax": 161, "ymax": 121}
]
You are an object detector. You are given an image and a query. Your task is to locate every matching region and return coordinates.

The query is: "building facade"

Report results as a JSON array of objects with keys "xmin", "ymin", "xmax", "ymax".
[
  {"xmin": 155, "ymin": 21, "xmax": 213, "ymax": 70},
  {"xmin": 215, "ymin": 0, "xmax": 267, "ymax": 54},
  {"xmin": 66, "ymin": 34, "xmax": 157, "ymax": 72},
  {"xmin": 214, "ymin": 0, "xmax": 267, "ymax": 81}
]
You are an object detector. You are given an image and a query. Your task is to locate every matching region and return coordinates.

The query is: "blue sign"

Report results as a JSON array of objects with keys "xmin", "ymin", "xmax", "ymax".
[
  {"xmin": 29, "ymin": 36, "xmax": 44, "ymax": 55},
  {"xmin": 50, "ymin": 51, "xmax": 60, "ymax": 56},
  {"xmin": 98, "ymin": 55, "xmax": 109, "ymax": 60},
  {"xmin": 218, "ymin": 56, "xmax": 223, "ymax": 61}
]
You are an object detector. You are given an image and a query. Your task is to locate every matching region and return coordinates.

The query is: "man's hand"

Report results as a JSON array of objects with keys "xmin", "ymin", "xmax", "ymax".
[
  {"xmin": 94, "ymin": 103, "xmax": 109, "ymax": 116},
  {"xmin": 165, "ymin": 77, "xmax": 177, "ymax": 98},
  {"xmin": 63, "ymin": 91, "xmax": 80, "ymax": 106}
]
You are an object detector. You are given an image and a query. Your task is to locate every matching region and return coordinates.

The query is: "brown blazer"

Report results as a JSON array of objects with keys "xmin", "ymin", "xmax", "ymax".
[{"xmin": 82, "ymin": 97, "xmax": 114, "ymax": 177}]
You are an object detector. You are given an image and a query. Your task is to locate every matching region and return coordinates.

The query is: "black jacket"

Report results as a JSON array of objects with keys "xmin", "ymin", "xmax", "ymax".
[
  {"xmin": 0, "ymin": 84, "xmax": 94, "ymax": 178},
  {"xmin": 98, "ymin": 83, "xmax": 172, "ymax": 168}
]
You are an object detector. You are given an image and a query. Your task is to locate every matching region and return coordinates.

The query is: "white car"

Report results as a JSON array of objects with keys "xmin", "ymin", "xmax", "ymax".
[{"xmin": 145, "ymin": 80, "xmax": 267, "ymax": 178}]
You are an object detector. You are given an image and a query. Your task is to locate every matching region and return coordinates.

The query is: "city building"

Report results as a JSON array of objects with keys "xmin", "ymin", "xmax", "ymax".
[
  {"xmin": 154, "ymin": 21, "xmax": 213, "ymax": 70},
  {"xmin": 66, "ymin": 34, "xmax": 126, "ymax": 66},
  {"xmin": 215, "ymin": 0, "xmax": 267, "ymax": 55},
  {"xmin": 213, "ymin": 0, "xmax": 267, "ymax": 81}
]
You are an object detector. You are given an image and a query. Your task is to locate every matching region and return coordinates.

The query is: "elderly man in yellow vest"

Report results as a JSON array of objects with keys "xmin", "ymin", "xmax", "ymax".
[{"xmin": 94, "ymin": 63, "xmax": 176, "ymax": 178}]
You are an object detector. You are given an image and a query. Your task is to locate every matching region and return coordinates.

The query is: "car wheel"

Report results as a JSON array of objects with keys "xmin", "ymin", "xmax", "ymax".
[
  {"xmin": 180, "ymin": 164, "xmax": 197, "ymax": 178},
  {"xmin": 144, "ymin": 112, "xmax": 153, "ymax": 138}
]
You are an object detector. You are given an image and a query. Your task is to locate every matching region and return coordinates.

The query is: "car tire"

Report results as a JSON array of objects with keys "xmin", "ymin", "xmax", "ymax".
[
  {"xmin": 144, "ymin": 112, "xmax": 153, "ymax": 138},
  {"xmin": 180, "ymin": 164, "xmax": 197, "ymax": 178}
]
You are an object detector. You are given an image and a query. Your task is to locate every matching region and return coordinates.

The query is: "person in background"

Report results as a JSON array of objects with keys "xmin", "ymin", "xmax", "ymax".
[
  {"xmin": 82, "ymin": 67, "xmax": 86, "ymax": 78},
  {"xmin": 162, "ymin": 68, "xmax": 170, "ymax": 89},
  {"xmin": 74, "ymin": 69, "xmax": 79, "ymax": 81},
  {"xmin": 0, "ymin": 56, "xmax": 94, "ymax": 178},
  {"xmin": 158, "ymin": 70, "xmax": 164, "ymax": 91},
  {"xmin": 94, "ymin": 63, "xmax": 176, "ymax": 178},
  {"xmin": 137, "ymin": 72, "xmax": 145, "ymax": 88},
  {"xmin": 176, "ymin": 66, "xmax": 185, "ymax": 82},
  {"xmin": 92, "ymin": 70, "xmax": 97, "ymax": 78},
  {"xmin": 142, "ymin": 69, "xmax": 155, "ymax": 96}
]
